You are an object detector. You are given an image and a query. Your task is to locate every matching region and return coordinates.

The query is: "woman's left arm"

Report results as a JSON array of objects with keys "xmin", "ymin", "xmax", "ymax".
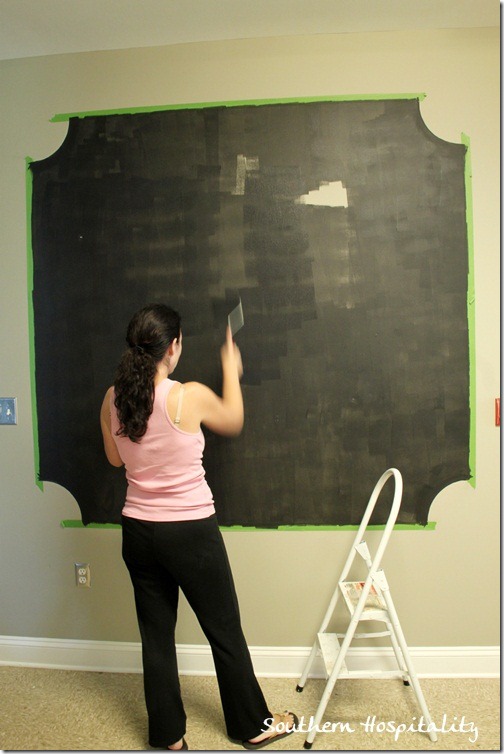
[{"xmin": 100, "ymin": 388, "xmax": 124, "ymax": 467}]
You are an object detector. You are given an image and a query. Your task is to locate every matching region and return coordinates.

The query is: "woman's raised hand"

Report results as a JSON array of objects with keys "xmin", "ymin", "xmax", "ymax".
[{"xmin": 221, "ymin": 326, "xmax": 243, "ymax": 379}]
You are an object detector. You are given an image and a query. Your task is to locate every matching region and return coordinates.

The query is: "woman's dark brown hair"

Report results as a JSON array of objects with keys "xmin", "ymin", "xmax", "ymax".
[{"xmin": 114, "ymin": 304, "xmax": 181, "ymax": 442}]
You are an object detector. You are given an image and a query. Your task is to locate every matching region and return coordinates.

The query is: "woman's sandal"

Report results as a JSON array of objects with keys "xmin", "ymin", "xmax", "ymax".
[{"xmin": 242, "ymin": 712, "xmax": 298, "ymax": 750}]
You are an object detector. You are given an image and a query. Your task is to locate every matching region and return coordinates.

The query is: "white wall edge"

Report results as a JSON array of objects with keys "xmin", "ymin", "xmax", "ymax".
[{"xmin": 0, "ymin": 636, "xmax": 499, "ymax": 678}]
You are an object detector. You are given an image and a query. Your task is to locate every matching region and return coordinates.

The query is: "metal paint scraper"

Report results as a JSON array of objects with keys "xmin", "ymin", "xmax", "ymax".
[{"xmin": 228, "ymin": 297, "xmax": 244, "ymax": 336}]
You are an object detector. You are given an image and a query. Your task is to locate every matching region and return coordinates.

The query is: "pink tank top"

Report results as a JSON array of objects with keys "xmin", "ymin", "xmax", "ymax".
[{"xmin": 111, "ymin": 379, "xmax": 215, "ymax": 522}]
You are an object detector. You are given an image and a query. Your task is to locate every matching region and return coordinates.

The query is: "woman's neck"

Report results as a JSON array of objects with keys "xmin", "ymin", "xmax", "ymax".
[{"xmin": 154, "ymin": 363, "xmax": 170, "ymax": 386}]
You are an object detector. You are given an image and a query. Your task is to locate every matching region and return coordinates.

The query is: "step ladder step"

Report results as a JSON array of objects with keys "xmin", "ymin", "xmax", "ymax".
[
  {"xmin": 339, "ymin": 580, "xmax": 388, "ymax": 618},
  {"xmin": 317, "ymin": 632, "xmax": 350, "ymax": 677}
]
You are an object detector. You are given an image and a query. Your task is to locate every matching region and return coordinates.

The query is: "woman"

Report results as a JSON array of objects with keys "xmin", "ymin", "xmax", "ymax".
[{"xmin": 100, "ymin": 303, "xmax": 297, "ymax": 751}]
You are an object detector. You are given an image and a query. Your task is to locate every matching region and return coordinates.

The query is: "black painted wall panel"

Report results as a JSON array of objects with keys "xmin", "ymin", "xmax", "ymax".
[{"xmin": 30, "ymin": 99, "xmax": 471, "ymax": 526}]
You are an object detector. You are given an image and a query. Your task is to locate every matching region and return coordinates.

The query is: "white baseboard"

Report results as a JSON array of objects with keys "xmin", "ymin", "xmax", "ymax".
[{"xmin": 0, "ymin": 636, "xmax": 499, "ymax": 678}]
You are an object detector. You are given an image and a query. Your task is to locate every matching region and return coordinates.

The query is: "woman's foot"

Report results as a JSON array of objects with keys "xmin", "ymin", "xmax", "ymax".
[
  {"xmin": 245, "ymin": 711, "xmax": 297, "ymax": 749},
  {"xmin": 167, "ymin": 737, "xmax": 188, "ymax": 750}
]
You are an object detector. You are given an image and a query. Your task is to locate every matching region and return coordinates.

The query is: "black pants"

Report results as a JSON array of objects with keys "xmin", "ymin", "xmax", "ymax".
[{"xmin": 122, "ymin": 514, "xmax": 271, "ymax": 747}]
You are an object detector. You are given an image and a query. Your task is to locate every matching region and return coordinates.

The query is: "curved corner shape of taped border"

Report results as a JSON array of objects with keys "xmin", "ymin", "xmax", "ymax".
[
  {"xmin": 28, "ymin": 117, "xmax": 74, "ymax": 170},
  {"xmin": 417, "ymin": 96, "xmax": 466, "ymax": 149}
]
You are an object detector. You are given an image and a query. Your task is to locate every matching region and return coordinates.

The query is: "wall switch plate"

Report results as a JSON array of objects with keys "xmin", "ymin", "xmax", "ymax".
[
  {"xmin": 75, "ymin": 563, "xmax": 91, "ymax": 588},
  {"xmin": 0, "ymin": 398, "xmax": 17, "ymax": 425}
]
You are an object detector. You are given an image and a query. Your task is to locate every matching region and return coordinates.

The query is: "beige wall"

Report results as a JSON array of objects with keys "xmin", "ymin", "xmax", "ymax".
[{"xmin": 0, "ymin": 28, "xmax": 499, "ymax": 648}]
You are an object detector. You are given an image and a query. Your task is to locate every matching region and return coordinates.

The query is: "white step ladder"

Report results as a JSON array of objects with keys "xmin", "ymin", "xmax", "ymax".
[{"xmin": 296, "ymin": 468, "xmax": 438, "ymax": 748}]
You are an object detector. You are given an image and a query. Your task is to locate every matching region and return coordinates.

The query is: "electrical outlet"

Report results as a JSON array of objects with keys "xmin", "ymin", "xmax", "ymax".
[
  {"xmin": 74, "ymin": 563, "xmax": 91, "ymax": 588},
  {"xmin": 0, "ymin": 398, "xmax": 17, "ymax": 425}
]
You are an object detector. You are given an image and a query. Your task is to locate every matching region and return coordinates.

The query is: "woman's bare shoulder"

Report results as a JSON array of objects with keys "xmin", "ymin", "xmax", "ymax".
[
  {"xmin": 101, "ymin": 386, "xmax": 115, "ymax": 410},
  {"xmin": 180, "ymin": 381, "xmax": 211, "ymax": 395},
  {"xmin": 179, "ymin": 381, "xmax": 218, "ymax": 410}
]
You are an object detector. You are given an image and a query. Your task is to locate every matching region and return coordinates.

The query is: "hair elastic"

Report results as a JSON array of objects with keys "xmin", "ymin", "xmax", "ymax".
[{"xmin": 127, "ymin": 342, "xmax": 145, "ymax": 354}]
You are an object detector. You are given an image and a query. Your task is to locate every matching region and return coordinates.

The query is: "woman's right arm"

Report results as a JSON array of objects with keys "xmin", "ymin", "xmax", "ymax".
[{"xmin": 192, "ymin": 327, "xmax": 244, "ymax": 436}]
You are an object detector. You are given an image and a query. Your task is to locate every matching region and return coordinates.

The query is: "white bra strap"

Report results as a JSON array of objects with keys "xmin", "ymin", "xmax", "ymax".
[{"xmin": 174, "ymin": 384, "xmax": 185, "ymax": 425}]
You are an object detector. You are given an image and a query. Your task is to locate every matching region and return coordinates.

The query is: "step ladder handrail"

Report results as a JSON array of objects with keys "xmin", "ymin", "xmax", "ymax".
[
  {"xmin": 344, "ymin": 467, "xmax": 403, "ymax": 580},
  {"xmin": 318, "ymin": 468, "xmax": 402, "ymax": 635}
]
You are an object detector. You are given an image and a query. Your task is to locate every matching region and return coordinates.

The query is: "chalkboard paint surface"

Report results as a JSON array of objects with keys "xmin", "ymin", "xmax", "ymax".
[{"xmin": 29, "ymin": 98, "xmax": 471, "ymax": 526}]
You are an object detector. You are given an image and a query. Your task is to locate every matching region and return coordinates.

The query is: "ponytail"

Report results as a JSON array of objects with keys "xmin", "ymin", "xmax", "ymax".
[{"xmin": 113, "ymin": 304, "xmax": 181, "ymax": 442}]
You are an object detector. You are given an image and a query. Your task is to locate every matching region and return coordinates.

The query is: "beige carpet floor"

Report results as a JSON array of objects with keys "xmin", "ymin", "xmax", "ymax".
[{"xmin": 0, "ymin": 667, "xmax": 500, "ymax": 751}]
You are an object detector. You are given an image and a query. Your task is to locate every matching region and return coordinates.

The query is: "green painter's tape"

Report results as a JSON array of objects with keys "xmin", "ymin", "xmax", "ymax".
[
  {"xmin": 61, "ymin": 521, "xmax": 122, "ymax": 529},
  {"xmin": 60, "ymin": 520, "xmax": 436, "ymax": 531},
  {"xmin": 25, "ymin": 157, "xmax": 43, "ymax": 492},
  {"xmin": 50, "ymin": 93, "xmax": 426, "ymax": 123},
  {"xmin": 462, "ymin": 133, "xmax": 476, "ymax": 488},
  {"xmin": 222, "ymin": 523, "xmax": 436, "ymax": 531}
]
